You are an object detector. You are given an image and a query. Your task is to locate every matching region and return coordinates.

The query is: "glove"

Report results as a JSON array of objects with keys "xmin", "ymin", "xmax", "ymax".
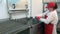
[{"xmin": 35, "ymin": 16, "xmax": 41, "ymax": 20}]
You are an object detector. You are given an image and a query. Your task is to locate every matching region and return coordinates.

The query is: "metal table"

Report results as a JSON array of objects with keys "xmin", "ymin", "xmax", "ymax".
[{"xmin": 0, "ymin": 18, "xmax": 43, "ymax": 34}]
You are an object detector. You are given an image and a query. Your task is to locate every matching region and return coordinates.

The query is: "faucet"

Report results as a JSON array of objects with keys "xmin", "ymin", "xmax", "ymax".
[{"xmin": 12, "ymin": 4, "xmax": 16, "ymax": 9}]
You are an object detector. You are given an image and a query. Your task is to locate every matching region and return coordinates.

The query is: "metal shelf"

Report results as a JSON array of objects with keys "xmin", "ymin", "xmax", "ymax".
[
  {"xmin": 9, "ymin": 8, "xmax": 27, "ymax": 12},
  {"xmin": 43, "ymin": 0, "xmax": 60, "ymax": 3},
  {"xmin": 43, "ymin": 2, "xmax": 60, "ymax": 4}
]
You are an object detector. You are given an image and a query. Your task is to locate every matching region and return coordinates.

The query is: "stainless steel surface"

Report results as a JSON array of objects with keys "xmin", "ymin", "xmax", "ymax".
[
  {"xmin": 0, "ymin": 18, "xmax": 41, "ymax": 34},
  {"xmin": 0, "ymin": 18, "xmax": 28, "ymax": 34},
  {"xmin": 9, "ymin": 9, "xmax": 27, "ymax": 12}
]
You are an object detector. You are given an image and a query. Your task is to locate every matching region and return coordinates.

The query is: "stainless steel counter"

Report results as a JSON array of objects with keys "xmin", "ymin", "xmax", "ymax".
[{"xmin": 0, "ymin": 18, "xmax": 41, "ymax": 34}]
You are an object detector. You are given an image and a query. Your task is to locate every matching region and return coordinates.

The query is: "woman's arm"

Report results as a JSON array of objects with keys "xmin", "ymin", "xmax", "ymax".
[
  {"xmin": 40, "ymin": 13, "xmax": 54, "ymax": 24},
  {"xmin": 36, "ymin": 11, "xmax": 49, "ymax": 17}
]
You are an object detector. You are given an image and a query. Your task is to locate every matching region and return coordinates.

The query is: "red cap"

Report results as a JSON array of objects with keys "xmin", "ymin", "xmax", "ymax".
[{"xmin": 46, "ymin": 2, "xmax": 55, "ymax": 8}]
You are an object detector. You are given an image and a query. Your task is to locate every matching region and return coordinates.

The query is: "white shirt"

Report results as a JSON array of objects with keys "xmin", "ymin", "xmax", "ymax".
[
  {"xmin": 38, "ymin": 10, "xmax": 58, "ymax": 34},
  {"xmin": 40, "ymin": 10, "xmax": 58, "ymax": 25}
]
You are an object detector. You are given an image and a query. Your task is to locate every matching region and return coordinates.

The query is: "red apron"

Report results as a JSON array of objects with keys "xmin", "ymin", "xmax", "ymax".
[{"xmin": 44, "ymin": 15, "xmax": 53, "ymax": 34}]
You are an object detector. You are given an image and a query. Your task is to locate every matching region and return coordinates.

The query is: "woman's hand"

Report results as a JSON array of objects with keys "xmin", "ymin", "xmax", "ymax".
[{"xmin": 35, "ymin": 16, "xmax": 41, "ymax": 20}]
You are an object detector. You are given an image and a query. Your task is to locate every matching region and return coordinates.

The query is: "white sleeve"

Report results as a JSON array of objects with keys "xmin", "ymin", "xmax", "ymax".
[
  {"xmin": 40, "ymin": 13, "xmax": 54, "ymax": 24},
  {"xmin": 36, "ymin": 11, "xmax": 49, "ymax": 17}
]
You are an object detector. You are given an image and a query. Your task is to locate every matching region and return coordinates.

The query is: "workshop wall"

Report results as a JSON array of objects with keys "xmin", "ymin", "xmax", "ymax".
[
  {"xmin": 0, "ymin": 0, "xmax": 43, "ymax": 20},
  {"xmin": 31, "ymin": 0, "xmax": 43, "ymax": 17},
  {"xmin": 11, "ymin": 0, "xmax": 28, "ymax": 19},
  {"xmin": 11, "ymin": 0, "xmax": 43, "ymax": 19}
]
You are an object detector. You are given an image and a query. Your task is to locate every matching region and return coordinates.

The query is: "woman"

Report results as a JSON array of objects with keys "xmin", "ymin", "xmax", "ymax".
[{"xmin": 36, "ymin": 2, "xmax": 58, "ymax": 34}]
